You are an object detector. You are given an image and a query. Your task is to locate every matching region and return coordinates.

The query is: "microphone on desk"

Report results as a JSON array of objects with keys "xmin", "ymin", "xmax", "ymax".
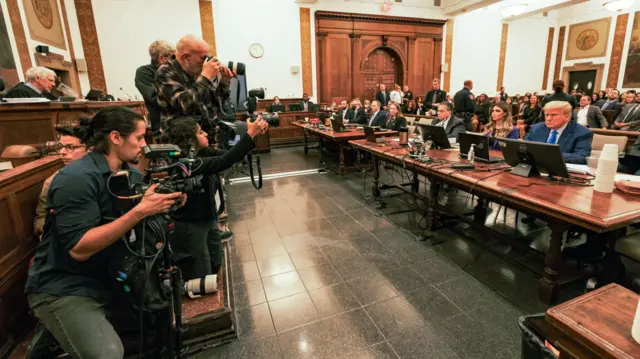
[{"xmin": 120, "ymin": 87, "xmax": 137, "ymax": 101}]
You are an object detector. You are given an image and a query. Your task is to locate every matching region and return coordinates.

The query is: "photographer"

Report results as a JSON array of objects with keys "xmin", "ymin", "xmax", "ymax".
[
  {"xmin": 25, "ymin": 106, "xmax": 185, "ymax": 359},
  {"xmin": 164, "ymin": 116, "xmax": 268, "ymax": 281}
]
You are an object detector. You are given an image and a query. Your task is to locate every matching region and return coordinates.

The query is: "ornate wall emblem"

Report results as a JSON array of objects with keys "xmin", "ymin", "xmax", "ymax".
[
  {"xmin": 32, "ymin": 0, "xmax": 53, "ymax": 29},
  {"xmin": 576, "ymin": 29, "xmax": 598, "ymax": 51}
]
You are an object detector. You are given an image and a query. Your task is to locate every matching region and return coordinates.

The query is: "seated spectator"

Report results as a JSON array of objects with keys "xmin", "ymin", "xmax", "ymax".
[
  {"xmin": 524, "ymin": 101, "xmax": 593, "ymax": 164},
  {"xmin": 518, "ymin": 96, "xmax": 530, "ymax": 116},
  {"xmin": 591, "ymin": 93, "xmax": 600, "ymax": 104},
  {"xmin": 432, "ymin": 102, "xmax": 466, "ymax": 139},
  {"xmin": 445, "ymin": 95, "xmax": 453, "ymax": 103},
  {"xmin": 415, "ymin": 97, "xmax": 426, "ymax": 114},
  {"xmin": 367, "ymin": 100, "xmax": 387, "ymax": 127},
  {"xmin": 363, "ymin": 99, "xmax": 372, "ymax": 115},
  {"xmin": 5, "ymin": 66, "xmax": 58, "ymax": 100},
  {"xmin": 390, "ymin": 84, "xmax": 403, "ymax": 104},
  {"xmin": 471, "ymin": 94, "xmax": 491, "ymax": 132},
  {"xmin": 505, "ymin": 97, "xmax": 513, "ymax": 106},
  {"xmin": 492, "ymin": 95, "xmax": 501, "ymax": 104},
  {"xmin": 613, "ymin": 92, "xmax": 640, "ymax": 130},
  {"xmin": 383, "ymin": 102, "xmax": 407, "ymax": 130},
  {"xmin": 483, "ymin": 102, "xmax": 519, "ymax": 148},
  {"xmin": 404, "ymin": 100, "xmax": 417, "ymax": 114},
  {"xmin": 348, "ymin": 99, "xmax": 366, "ymax": 124},
  {"xmin": 514, "ymin": 94, "xmax": 521, "ymax": 102},
  {"xmin": 301, "ymin": 93, "xmax": 314, "ymax": 111},
  {"xmin": 337, "ymin": 100, "xmax": 349, "ymax": 122},
  {"xmin": 34, "ymin": 119, "xmax": 90, "ymax": 237},
  {"xmin": 267, "ymin": 96, "xmax": 285, "ymax": 112},
  {"xmin": 522, "ymin": 95, "xmax": 542, "ymax": 127},
  {"xmin": 596, "ymin": 89, "xmax": 620, "ymax": 110},
  {"xmin": 573, "ymin": 95, "xmax": 607, "ymax": 129},
  {"xmin": 499, "ymin": 87, "xmax": 509, "ymax": 101}
]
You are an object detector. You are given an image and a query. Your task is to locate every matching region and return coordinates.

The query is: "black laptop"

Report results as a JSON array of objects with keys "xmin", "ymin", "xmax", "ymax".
[
  {"xmin": 417, "ymin": 124, "xmax": 451, "ymax": 149},
  {"xmin": 364, "ymin": 126, "xmax": 385, "ymax": 143},
  {"xmin": 458, "ymin": 132, "xmax": 504, "ymax": 163},
  {"xmin": 330, "ymin": 117, "xmax": 348, "ymax": 132}
]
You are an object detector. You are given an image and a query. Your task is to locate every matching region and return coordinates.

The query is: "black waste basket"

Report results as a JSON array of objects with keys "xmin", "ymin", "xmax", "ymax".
[{"xmin": 519, "ymin": 314, "xmax": 558, "ymax": 359}]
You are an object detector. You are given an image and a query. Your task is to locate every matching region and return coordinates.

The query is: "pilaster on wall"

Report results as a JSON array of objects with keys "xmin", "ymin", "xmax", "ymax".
[
  {"xmin": 59, "ymin": 0, "xmax": 81, "ymax": 94},
  {"xmin": 552, "ymin": 26, "xmax": 565, "ymax": 83},
  {"xmin": 443, "ymin": 19, "xmax": 453, "ymax": 93},
  {"xmin": 542, "ymin": 27, "xmax": 555, "ymax": 91},
  {"xmin": 6, "ymin": 0, "xmax": 32, "ymax": 77},
  {"xmin": 496, "ymin": 23, "xmax": 508, "ymax": 92},
  {"xmin": 299, "ymin": 8, "xmax": 313, "ymax": 96},
  {"xmin": 74, "ymin": 0, "xmax": 106, "ymax": 92},
  {"xmin": 606, "ymin": 13, "xmax": 629, "ymax": 89},
  {"xmin": 199, "ymin": 0, "xmax": 216, "ymax": 57}
]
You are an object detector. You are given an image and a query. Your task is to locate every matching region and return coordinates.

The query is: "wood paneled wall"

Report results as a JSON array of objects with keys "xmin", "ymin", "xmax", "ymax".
[{"xmin": 315, "ymin": 11, "xmax": 446, "ymax": 104}]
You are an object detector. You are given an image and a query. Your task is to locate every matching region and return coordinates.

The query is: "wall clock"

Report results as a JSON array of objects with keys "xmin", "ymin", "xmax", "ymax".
[{"xmin": 249, "ymin": 43, "xmax": 264, "ymax": 58}]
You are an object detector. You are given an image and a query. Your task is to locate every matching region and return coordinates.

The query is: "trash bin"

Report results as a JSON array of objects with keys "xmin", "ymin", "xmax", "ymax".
[{"xmin": 519, "ymin": 314, "xmax": 558, "ymax": 359}]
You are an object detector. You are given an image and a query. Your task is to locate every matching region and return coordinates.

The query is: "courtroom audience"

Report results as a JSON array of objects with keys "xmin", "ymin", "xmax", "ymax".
[
  {"xmin": 518, "ymin": 96, "xmax": 530, "ymax": 116},
  {"xmin": 499, "ymin": 87, "xmax": 508, "ymax": 102},
  {"xmin": 613, "ymin": 92, "xmax": 640, "ymax": 130},
  {"xmin": 596, "ymin": 89, "xmax": 620, "ymax": 110},
  {"xmin": 363, "ymin": 99, "xmax": 372, "ymax": 115},
  {"xmin": 376, "ymin": 84, "xmax": 390, "ymax": 109},
  {"xmin": 390, "ymin": 84, "xmax": 403, "ymax": 104},
  {"xmin": 522, "ymin": 95, "xmax": 541, "ymax": 126},
  {"xmin": 405, "ymin": 100, "xmax": 417, "ymax": 115},
  {"xmin": 337, "ymin": 100, "xmax": 349, "ymax": 122},
  {"xmin": 483, "ymin": 102, "xmax": 519, "ymax": 148},
  {"xmin": 433, "ymin": 102, "xmax": 466, "ymax": 139},
  {"xmin": 384, "ymin": 102, "xmax": 407, "ymax": 131},
  {"xmin": 541, "ymin": 79, "xmax": 577, "ymax": 109},
  {"xmin": 5, "ymin": 66, "xmax": 58, "ymax": 100},
  {"xmin": 524, "ymin": 101, "xmax": 593, "ymax": 164},
  {"xmin": 505, "ymin": 97, "xmax": 513, "ymax": 105},
  {"xmin": 368, "ymin": 100, "xmax": 386, "ymax": 127},
  {"xmin": 472, "ymin": 94, "xmax": 491, "ymax": 132},
  {"xmin": 349, "ymin": 99, "xmax": 366, "ymax": 124},
  {"xmin": 402, "ymin": 85, "xmax": 413, "ymax": 103},
  {"xmin": 34, "ymin": 119, "xmax": 90, "ymax": 237},
  {"xmin": 425, "ymin": 78, "xmax": 446, "ymax": 110},
  {"xmin": 591, "ymin": 93, "xmax": 600, "ymax": 104},
  {"xmin": 573, "ymin": 95, "xmax": 607, "ymax": 129}
]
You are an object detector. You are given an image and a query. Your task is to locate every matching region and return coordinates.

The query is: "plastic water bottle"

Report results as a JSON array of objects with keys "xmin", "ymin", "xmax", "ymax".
[
  {"xmin": 468, "ymin": 144, "xmax": 475, "ymax": 164},
  {"xmin": 594, "ymin": 144, "xmax": 619, "ymax": 193}
]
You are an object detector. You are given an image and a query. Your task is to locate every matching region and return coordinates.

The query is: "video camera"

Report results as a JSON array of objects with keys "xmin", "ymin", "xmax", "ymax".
[{"xmin": 246, "ymin": 88, "xmax": 279, "ymax": 126}]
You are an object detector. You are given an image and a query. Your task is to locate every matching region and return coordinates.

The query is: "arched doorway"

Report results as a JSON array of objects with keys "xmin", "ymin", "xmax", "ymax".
[{"xmin": 362, "ymin": 48, "xmax": 403, "ymax": 101}]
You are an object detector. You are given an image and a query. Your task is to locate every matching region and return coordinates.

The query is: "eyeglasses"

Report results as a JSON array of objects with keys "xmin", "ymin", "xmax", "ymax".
[{"xmin": 57, "ymin": 143, "xmax": 85, "ymax": 152}]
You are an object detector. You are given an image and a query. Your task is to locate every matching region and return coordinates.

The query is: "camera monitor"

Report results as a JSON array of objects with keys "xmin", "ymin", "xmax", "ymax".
[
  {"xmin": 458, "ymin": 132, "xmax": 503, "ymax": 163},
  {"xmin": 417, "ymin": 124, "xmax": 451, "ymax": 149},
  {"xmin": 330, "ymin": 117, "xmax": 347, "ymax": 132},
  {"xmin": 85, "ymin": 89, "xmax": 103, "ymax": 101},
  {"xmin": 497, "ymin": 138, "xmax": 569, "ymax": 178},
  {"xmin": 288, "ymin": 103, "xmax": 303, "ymax": 112}
]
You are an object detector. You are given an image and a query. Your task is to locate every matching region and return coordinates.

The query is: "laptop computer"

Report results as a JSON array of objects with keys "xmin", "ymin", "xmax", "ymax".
[
  {"xmin": 417, "ymin": 124, "xmax": 451, "ymax": 149},
  {"xmin": 458, "ymin": 132, "xmax": 504, "ymax": 163},
  {"xmin": 330, "ymin": 117, "xmax": 348, "ymax": 132},
  {"xmin": 364, "ymin": 126, "xmax": 386, "ymax": 143}
]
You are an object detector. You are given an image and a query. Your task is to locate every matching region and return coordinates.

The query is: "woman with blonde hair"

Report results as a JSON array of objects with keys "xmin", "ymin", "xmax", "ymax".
[{"xmin": 483, "ymin": 102, "xmax": 519, "ymax": 149}]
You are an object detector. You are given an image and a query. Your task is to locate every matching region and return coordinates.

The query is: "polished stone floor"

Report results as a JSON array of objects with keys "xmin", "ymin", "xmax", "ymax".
[{"xmin": 196, "ymin": 146, "xmax": 558, "ymax": 359}]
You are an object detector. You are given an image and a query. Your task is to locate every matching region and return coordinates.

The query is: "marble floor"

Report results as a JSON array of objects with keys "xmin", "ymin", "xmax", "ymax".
[{"xmin": 196, "ymin": 146, "xmax": 567, "ymax": 359}]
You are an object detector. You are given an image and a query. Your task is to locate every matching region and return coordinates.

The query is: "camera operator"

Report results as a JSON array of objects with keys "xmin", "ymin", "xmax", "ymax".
[
  {"xmin": 25, "ymin": 106, "xmax": 185, "ymax": 359},
  {"xmin": 154, "ymin": 34, "xmax": 234, "ymax": 146},
  {"xmin": 163, "ymin": 116, "xmax": 268, "ymax": 281}
]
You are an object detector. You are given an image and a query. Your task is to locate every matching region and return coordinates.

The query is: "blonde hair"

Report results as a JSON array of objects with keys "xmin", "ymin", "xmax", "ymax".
[
  {"xmin": 543, "ymin": 101, "xmax": 572, "ymax": 116},
  {"xmin": 148, "ymin": 40, "xmax": 175, "ymax": 60},
  {"xmin": 485, "ymin": 102, "xmax": 514, "ymax": 138},
  {"xmin": 25, "ymin": 66, "xmax": 56, "ymax": 82},
  {"xmin": 388, "ymin": 102, "xmax": 403, "ymax": 117}
]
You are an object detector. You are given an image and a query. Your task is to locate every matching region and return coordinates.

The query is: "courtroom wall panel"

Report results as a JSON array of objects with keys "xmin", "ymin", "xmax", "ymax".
[{"xmin": 315, "ymin": 11, "xmax": 446, "ymax": 104}]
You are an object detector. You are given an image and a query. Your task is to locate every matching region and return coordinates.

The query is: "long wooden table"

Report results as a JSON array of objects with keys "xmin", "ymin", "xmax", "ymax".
[
  {"xmin": 293, "ymin": 122, "xmax": 397, "ymax": 174},
  {"xmin": 544, "ymin": 283, "xmax": 640, "ymax": 358},
  {"xmin": 349, "ymin": 138, "xmax": 640, "ymax": 304},
  {"xmin": 0, "ymin": 101, "xmax": 146, "ymax": 150}
]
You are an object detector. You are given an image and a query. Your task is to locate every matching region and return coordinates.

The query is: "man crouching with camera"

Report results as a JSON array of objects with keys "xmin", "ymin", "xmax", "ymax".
[
  {"xmin": 164, "ymin": 116, "xmax": 267, "ymax": 284},
  {"xmin": 25, "ymin": 106, "xmax": 184, "ymax": 359}
]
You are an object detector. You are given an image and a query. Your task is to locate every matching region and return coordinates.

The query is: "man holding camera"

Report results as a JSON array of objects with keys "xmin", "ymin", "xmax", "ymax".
[{"xmin": 26, "ymin": 107, "xmax": 185, "ymax": 358}]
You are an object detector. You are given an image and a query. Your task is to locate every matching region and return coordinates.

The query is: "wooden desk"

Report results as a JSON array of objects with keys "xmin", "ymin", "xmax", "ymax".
[
  {"xmin": 0, "ymin": 101, "xmax": 146, "ymax": 150},
  {"xmin": 0, "ymin": 156, "xmax": 63, "ymax": 358},
  {"xmin": 349, "ymin": 138, "xmax": 640, "ymax": 304},
  {"xmin": 591, "ymin": 129, "xmax": 639, "ymax": 151},
  {"xmin": 294, "ymin": 122, "xmax": 396, "ymax": 174},
  {"xmin": 545, "ymin": 284, "xmax": 640, "ymax": 358}
]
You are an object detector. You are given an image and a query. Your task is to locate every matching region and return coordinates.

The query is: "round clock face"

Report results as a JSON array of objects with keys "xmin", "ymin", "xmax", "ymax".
[{"xmin": 249, "ymin": 43, "xmax": 264, "ymax": 58}]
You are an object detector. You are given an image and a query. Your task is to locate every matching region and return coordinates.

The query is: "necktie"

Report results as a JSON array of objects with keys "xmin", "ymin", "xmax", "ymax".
[
  {"xmin": 602, "ymin": 101, "xmax": 611, "ymax": 110},
  {"xmin": 432, "ymin": 92, "xmax": 437, "ymax": 105},
  {"xmin": 622, "ymin": 105, "xmax": 638, "ymax": 123},
  {"xmin": 547, "ymin": 130, "xmax": 558, "ymax": 144}
]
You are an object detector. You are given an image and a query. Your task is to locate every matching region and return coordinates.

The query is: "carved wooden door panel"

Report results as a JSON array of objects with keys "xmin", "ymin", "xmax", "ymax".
[{"xmin": 362, "ymin": 48, "xmax": 401, "ymax": 102}]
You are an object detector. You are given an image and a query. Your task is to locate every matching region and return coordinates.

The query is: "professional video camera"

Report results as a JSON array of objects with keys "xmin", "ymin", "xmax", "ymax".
[{"xmin": 246, "ymin": 88, "xmax": 279, "ymax": 126}]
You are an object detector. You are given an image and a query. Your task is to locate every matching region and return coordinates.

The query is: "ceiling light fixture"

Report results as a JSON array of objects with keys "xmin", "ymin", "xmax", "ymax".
[
  {"xmin": 500, "ymin": 3, "xmax": 528, "ymax": 17},
  {"xmin": 603, "ymin": 0, "xmax": 633, "ymax": 12}
]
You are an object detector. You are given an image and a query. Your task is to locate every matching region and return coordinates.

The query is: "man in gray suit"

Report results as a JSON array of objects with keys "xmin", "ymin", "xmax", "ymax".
[
  {"xmin": 613, "ymin": 92, "xmax": 640, "ymax": 130},
  {"xmin": 367, "ymin": 100, "xmax": 388, "ymax": 127},
  {"xmin": 431, "ymin": 102, "xmax": 466, "ymax": 139},
  {"xmin": 572, "ymin": 95, "xmax": 607, "ymax": 128}
]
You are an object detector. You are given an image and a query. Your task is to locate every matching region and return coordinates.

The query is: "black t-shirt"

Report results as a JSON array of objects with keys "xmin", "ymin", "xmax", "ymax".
[{"xmin": 25, "ymin": 152, "xmax": 141, "ymax": 303}]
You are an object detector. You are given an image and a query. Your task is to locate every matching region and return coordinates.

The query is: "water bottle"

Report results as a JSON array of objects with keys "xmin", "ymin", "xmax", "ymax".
[{"xmin": 468, "ymin": 144, "xmax": 475, "ymax": 164}]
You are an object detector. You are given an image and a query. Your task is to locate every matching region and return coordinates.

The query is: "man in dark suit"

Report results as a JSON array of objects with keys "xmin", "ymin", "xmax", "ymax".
[
  {"xmin": 541, "ymin": 80, "xmax": 577, "ymax": 109},
  {"xmin": 5, "ymin": 66, "xmax": 58, "ymax": 100},
  {"xmin": 367, "ymin": 100, "xmax": 387, "ymax": 127},
  {"xmin": 572, "ymin": 95, "xmax": 607, "ymax": 129},
  {"xmin": 337, "ymin": 100, "xmax": 349, "ymax": 122},
  {"xmin": 595, "ymin": 89, "xmax": 621, "ymax": 111},
  {"xmin": 375, "ymin": 84, "xmax": 390, "ymax": 109},
  {"xmin": 301, "ymin": 93, "xmax": 314, "ymax": 111},
  {"xmin": 348, "ymin": 100, "xmax": 366, "ymax": 124},
  {"xmin": 135, "ymin": 40, "xmax": 175, "ymax": 136},
  {"xmin": 431, "ymin": 103, "xmax": 466, "ymax": 139},
  {"xmin": 499, "ymin": 87, "xmax": 508, "ymax": 102},
  {"xmin": 425, "ymin": 78, "xmax": 447, "ymax": 110},
  {"xmin": 525, "ymin": 101, "xmax": 593, "ymax": 164},
  {"xmin": 612, "ymin": 92, "xmax": 640, "ymax": 130},
  {"xmin": 453, "ymin": 80, "xmax": 475, "ymax": 130}
]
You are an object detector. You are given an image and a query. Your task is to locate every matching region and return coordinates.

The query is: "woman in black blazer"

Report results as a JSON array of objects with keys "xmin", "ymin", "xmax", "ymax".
[
  {"xmin": 519, "ymin": 95, "xmax": 542, "ymax": 137},
  {"xmin": 384, "ymin": 102, "xmax": 407, "ymax": 130}
]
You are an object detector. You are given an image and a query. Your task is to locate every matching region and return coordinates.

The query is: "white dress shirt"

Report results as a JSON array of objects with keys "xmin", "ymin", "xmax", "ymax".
[
  {"xmin": 576, "ymin": 106, "xmax": 589, "ymax": 127},
  {"xmin": 389, "ymin": 91, "xmax": 403, "ymax": 104},
  {"xmin": 546, "ymin": 122, "xmax": 568, "ymax": 144},
  {"xmin": 437, "ymin": 117, "xmax": 450, "ymax": 130}
]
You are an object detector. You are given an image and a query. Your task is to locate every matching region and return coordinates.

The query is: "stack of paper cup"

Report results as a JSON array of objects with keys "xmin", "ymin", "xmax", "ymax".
[
  {"xmin": 633, "ymin": 298, "xmax": 640, "ymax": 344},
  {"xmin": 594, "ymin": 144, "xmax": 619, "ymax": 193}
]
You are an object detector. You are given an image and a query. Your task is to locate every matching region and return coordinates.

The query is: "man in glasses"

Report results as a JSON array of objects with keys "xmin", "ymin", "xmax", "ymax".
[{"xmin": 34, "ymin": 121, "xmax": 90, "ymax": 237}]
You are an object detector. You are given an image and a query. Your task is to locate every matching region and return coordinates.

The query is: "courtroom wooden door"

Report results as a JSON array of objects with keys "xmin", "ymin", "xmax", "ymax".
[{"xmin": 362, "ymin": 48, "xmax": 402, "ymax": 102}]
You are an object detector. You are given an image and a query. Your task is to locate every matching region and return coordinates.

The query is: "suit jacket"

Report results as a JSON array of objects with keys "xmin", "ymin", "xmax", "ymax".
[
  {"xmin": 431, "ymin": 116, "xmax": 466, "ymax": 139},
  {"xmin": 523, "ymin": 106, "xmax": 542, "ymax": 126},
  {"xmin": 368, "ymin": 110, "xmax": 388, "ymax": 127},
  {"xmin": 300, "ymin": 100, "xmax": 314, "ymax": 111},
  {"xmin": 135, "ymin": 63, "xmax": 162, "ymax": 131},
  {"xmin": 337, "ymin": 108, "xmax": 350, "ymax": 122},
  {"xmin": 5, "ymin": 82, "xmax": 57, "ymax": 100},
  {"xmin": 572, "ymin": 105, "xmax": 607, "ymax": 128},
  {"xmin": 541, "ymin": 91, "xmax": 577, "ymax": 109},
  {"xmin": 596, "ymin": 99, "xmax": 621, "ymax": 111},
  {"xmin": 349, "ymin": 108, "xmax": 366, "ymax": 124},
  {"xmin": 425, "ymin": 89, "xmax": 447, "ymax": 109},
  {"xmin": 618, "ymin": 104, "xmax": 640, "ymax": 130},
  {"xmin": 382, "ymin": 115, "xmax": 407, "ymax": 131},
  {"xmin": 524, "ymin": 121, "xmax": 593, "ymax": 164},
  {"xmin": 375, "ymin": 91, "xmax": 390, "ymax": 107}
]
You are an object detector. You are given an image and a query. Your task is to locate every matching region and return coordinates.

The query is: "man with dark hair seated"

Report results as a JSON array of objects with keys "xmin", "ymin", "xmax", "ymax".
[
  {"xmin": 525, "ymin": 101, "xmax": 593, "ymax": 164},
  {"xmin": 432, "ymin": 102, "xmax": 466, "ymax": 139}
]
